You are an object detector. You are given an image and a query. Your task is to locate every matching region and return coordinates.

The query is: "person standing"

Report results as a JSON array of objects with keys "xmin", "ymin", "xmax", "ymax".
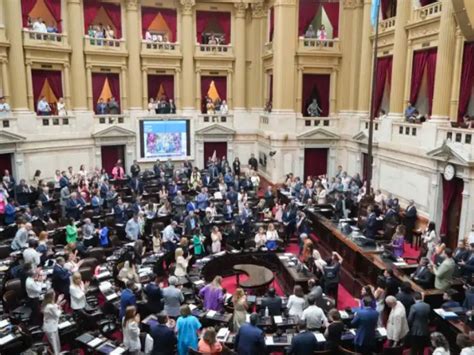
[
  {"xmin": 162, "ymin": 276, "xmax": 184, "ymax": 318},
  {"xmin": 199, "ymin": 276, "xmax": 224, "ymax": 312},
  {"xmin": 248, "ymin": 154, "xmax": 258, "ymax": 171},
  {"xmin": 150, "ymin": 313, "xmax": 177, "ymax": 355},
  {"xmin": 122, "ymin": 306, "xmax": 141, "ymax": 354},
  {"xmin": 351, "ymin": 297, "xmax": 379, "ymax": 354},
  {"xmin": 408, "ymin": 292, "xmax": 431, "ymax": 355},
  {"xmin": 234, "ymin": 313, "xmax": 266, "ymax": 355},
  {"xmin": 430, "ymin": 248, "xmax": 456, "ymax": 290},
  {"xmin": 42, "ymin": 290, "xmax": 65, "ymax": 355},
  {"xmin": 385, "ymin": 296, "xmax": 409, "ymax": 347},
  {"xmin": 403, "ymin": 200, "xmax": 417, "ymax": 245},
  {"xmin": 232, "ymin": 288, "xmax": 248, "ymax": 332},
  {"xmin": 176, "ymin": 305, "xmax": 202, "ymax": 355}
]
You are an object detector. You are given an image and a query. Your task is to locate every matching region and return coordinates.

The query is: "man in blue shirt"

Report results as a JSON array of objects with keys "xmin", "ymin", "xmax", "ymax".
[
  {"xmin": 404, "ymin": 103, "xmax": 416, "ymax": 120},
  {"xmin": 351, "ymin": 297, "xmax": 379, "ymax": 354},
  {"xmin": 196, "ymin": 188, "xmax": 209, "ymax": 210},
  {"xmin": 119, "ymin": 281, "xmax": 137, "ymax": 320},
  {"xmin": 96, "ymin": 98, "xmax": 107, "ymax": 115},
  {"xmin": 235, "ymin": 313, "xmax": 266, "ymax": 355}
]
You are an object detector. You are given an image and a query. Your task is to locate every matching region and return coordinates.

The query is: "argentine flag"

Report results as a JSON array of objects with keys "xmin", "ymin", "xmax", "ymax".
[{"xmin": 371, "ymin": 0, "xmax": 381, "ymax": 27}]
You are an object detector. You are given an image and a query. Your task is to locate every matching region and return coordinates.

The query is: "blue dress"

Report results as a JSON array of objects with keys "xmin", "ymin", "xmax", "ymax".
[{"xmin": 177, "ymin": 315, "xmax": 201, "ymax": 355}]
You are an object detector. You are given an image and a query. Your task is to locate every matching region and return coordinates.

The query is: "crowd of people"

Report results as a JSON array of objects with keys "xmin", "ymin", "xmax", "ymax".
[
  {"xmin": 26, "ymin": 17, "xmax": 59, "ymax": 34},
  {"xmin": 95, "ymin": 97, "xmax": 120, "ymax": 115},
  {"xmin": 148, "ymin": 97, "xmax": 176, "ymax": 114},
  {"xmin": 87, "ymin": 24, "xmax": 117, "ymax": 45},
  {"xmin": 1, "ymin": 156, "xmax": 473, "ymax": 355},
  {"xmin": 203, "ymin": 96, "xmax": 229, "ymax": 115}
]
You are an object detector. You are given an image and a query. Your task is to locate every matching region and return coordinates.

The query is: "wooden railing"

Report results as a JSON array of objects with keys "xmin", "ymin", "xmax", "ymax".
[
  {"xmin": 379, "ymin": 17, "xmax": 396, "ymax": 32},
  {"xmin": 298, "ymin": 38, "xmax": 340, "ymax": 51},
  {"xmin": 413, "ymin": 1, "xmax": 442, "ymax": 22},
  {"xmin": 141, "ymin": 41, "xmax": 180, "ymax": 52},
  {"xmin": 84, "ymin": 36, "xmax": 125, "ymax": 49},
  {"xmin": 94, "ymin": 114, "xmax": 127, "ymax": 124}
]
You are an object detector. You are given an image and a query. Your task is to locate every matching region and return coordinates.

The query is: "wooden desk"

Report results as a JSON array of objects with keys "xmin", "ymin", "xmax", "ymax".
[{"xmin": 234, "ymin": 264, "xmax": 274, "ymax": 294}]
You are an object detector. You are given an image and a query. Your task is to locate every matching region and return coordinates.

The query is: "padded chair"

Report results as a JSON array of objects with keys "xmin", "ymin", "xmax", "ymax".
[
  {"xmin": 80, "ymin": 257, "xmax": 99, "ymax": 270},
  {"xmin": 5, "ymin": 278, "xmax": 23, "ymax": 297},
  {"xmin": 87, "ymin": 248, "xmax": 106, "ymax": 262},
  {"xmin": 382, "ymin": 346, "xmax": 404, "ymax": 355},
  {"xmin": 338, "ymin": 346, "xmax": 362, "ymax": 355},
  {"xmin": 79, "ymin": 266, "xmax": 94, "ymax": 282},
  {"xmin": 2, "ymin": 290, "xmax": 20, "ymax": 312},
  {"xmin": 0, "ymin": 244, "xmax": 11, "ymax": 259},
  {"xmin": 313, "ymin": 350, "xmax": 333, "ymax": 354}
]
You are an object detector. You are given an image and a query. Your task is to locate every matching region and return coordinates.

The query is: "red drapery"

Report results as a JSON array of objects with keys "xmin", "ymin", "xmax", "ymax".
[
  {"xmin": 304, "ymin": 148, "xmax": 328, "ymax": 180},
  {"xmin": 458, "ymin": 42, "xmax": 474, "ymax": 122},
  {"xmin": 302, "ymin": 74, "xmax": 330, "ymax": 117},
  {"xmin": 204, "ymin": 142, "xmax": 228, "ymax": 165},
  {"xmin": 44, "ymin": 0, "xmax": 62, "ymax": 32},
  {"xmin": 147, "ymin": 75, "xmax": 174, "ymax": 100},
  {"xmin": 269, "ymin": 7, "xmax": 274, "ymax": 41},
  {"xmin": 322, "ymin": 2, "xmax": 339, "ymax": 38},
  {"xmin": 200, "ymin": 76, "xmax": 227, "ymax": 113},
  {"xmin": 31, "ymin": 69, "xmax": 63, "ymax": 113},
  {"xmin": 269, "ymin": 74, "xmax": 273, "ymax": 102},
  {"xmin": 101, "ymin": 145, "xmax": 124, "ymax": 175},
  {"xmin": 141, "ymin": 7, "xmax": 177, "ymax": 42},
  {"xmin": 0, "ymin": 154, "xmax": 12, "ymax": 178},
  {"xmin": 372, "ymin": 56, "xmax": 393, "ymax": 117},
  {"xmin": 83, "ymin": 1, "xmax": 122, "ymax": 38},
  {"xmin": 196, "ymin": 11, "xmax": 231, "ymax": 44},
  {"xmin": 21, "ymin": 0, "xmax": 36, "ymax": 27},
  {"xmin": 298, "ymin": 0, "xmax": 320, "ymax": 37},
  {"xmin": 381, "ymin": 0, "xmax": 390, "ymax": 19},
  {"xmin": 410, "ymin": 48, "xmax": 437, "ymax": 114},
  {"xmin": 420, "ymin": 0, "xmax": 437, "ymax": 6},
  {"xmin": 92, "ymin": 73, "xmax": 121, "ymax": 113},
  {"xmin": 440, "ymin": 177, "xmax": 464, "ymax": 237}
]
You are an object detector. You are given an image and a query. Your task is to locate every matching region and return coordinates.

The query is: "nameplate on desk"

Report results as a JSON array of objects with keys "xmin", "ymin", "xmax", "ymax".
[
  {"xmin": 193, "ymin": 280, "xmax": 205, "ymax": 286},
  {"xmin": 110, "ymin": 347, "xmax": 126, "ymax": 355},
  {"xmin": 96, "ymin": 271, "xmax": 111, "ymax": 279},
  {"xmin": 274, "ymin": 316, "xmax": 283, "ymax": 324},
  {"xmin": 88, "ymin": 337, "xmax": 105, "ymax": 348},
  {"xmin": 278, "ymin": 256, "xmax": 289, "ymax": 261},
  {"xmin": 393, "ymin": 262, "xmax": 407, "ymax": 267},
  {"xmin": 58, "ymin": 320, "xmax": 72, "ymax": 329},
  {"xmin": 313, "ymin": 332, "xmax": 326, "ymax": 342},
  {"xmin": 206, "ymin": 310, "xmax": 217, "ymax": 318},
  {"xmin": 0, "ymin": 333, "xmax": 15, "ymax": 346}
]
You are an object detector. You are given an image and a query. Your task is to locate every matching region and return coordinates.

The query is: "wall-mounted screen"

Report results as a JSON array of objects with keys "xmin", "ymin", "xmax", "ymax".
[{"xmin": 139, "ymin": 119, "xmax": 190, "ymax": 159}]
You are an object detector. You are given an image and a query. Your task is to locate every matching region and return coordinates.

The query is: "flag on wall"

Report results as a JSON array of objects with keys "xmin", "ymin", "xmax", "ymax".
[
  {"xmin": 371, "ymin": 0, "xmax": 381, "ymax": 27},
  {"xmin": 207, "ymin": 80, "xmax": 220, "ymax": 101}
]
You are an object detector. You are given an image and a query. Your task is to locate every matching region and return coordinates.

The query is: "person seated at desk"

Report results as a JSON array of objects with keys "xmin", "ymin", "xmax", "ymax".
[
  {"xmin": 265, "ymin": 223, "xmax": 279, "ymax": 250},
  {"xmin": 254, "ymin": 226, "xmax": 267, "ymax": 249},
  {"xmin": 430, "ymin": 248, "xmax": 456, "ymax": 291},
  {"xmin": 288, "ymin": 320, "xmax": 318, "ymax": 355},
  {"xmin": 260, "ymin": 287, "xmax": 282, "ymax": 316},
  {"xmin": 198, "ymin": 327, "xmax": 223, "ymax": 354},
  {"xmin": 441, "ymin": 290, "xmax": 460, "ymax": 309},
  {"xmin": 411, "ymin": 257, "xmax": 434, "ymax": 289},
  {"xmin": 150, "ymin": 313, "xmax": 177, "ymax": 355},
  {"xmin": 234, "ymin": 313, "xmax": 266, "ymax": 355},
  {"xmin": 199, "ymin": 276, "xmax": 225, "ymax": 312}
]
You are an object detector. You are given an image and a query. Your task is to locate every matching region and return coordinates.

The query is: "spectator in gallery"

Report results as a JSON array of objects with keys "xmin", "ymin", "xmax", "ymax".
[
  {"xmin": 57, "ymin": 97, "xmax": 67, "ymax": 117},
  {"xmin": 169, "ymin": 99, "xmax": 176, "ymax": 114},
  {"xmin": 305, "ymin": 24, "xmax": 316, "ymax": 38},
  {"xmin": 404, "ymin": 103, "xmax": 417, "ymax": 121},
  {"xmin": 96, "ymin": 98, "xmax": 107, "ymax": 115},
  {"xmin": 317, "ymin": 25, "xmax": 327, "ymax": 40},
  {"xmin": 0, "ymin": 97, "xmax": 11, "ymax": 114},
  {"xmin": 108, "ymin": 97, "xmax": 120, "ymax": 115},
  {"xmin": 37, "ymin": 96, "xmax": 52, "ymax": 116},
  {"xmin": 307, "ymin": 98, "xmax": 322, "ymax": 117},
  {"xmin": 148, "ymin": 98, "xmax": 156, "ymax": 113},
  {"xmin": 220, "ymin": 100, "xmax": 229, "ymax": 115}
]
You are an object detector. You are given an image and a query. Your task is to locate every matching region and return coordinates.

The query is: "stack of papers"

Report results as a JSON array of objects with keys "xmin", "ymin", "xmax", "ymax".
[
  {"xmin": 216, "ymin": 327, "xmax": 230, "ymax": 341},
  {"xmin": 265, "ymin": 336, "xmax": 274, "ymax": 345},
  {"xmin": 58, "ymin": 320, "xmax": 72, "ymax": 329},
  {"xmin": 0, "ymin": 319, "xmax": 10, "ymax": 329},
  {"xmin": 274, "ymin": 316, "xmax": 283, "ymax": 324},
  {"xmin": 0, "ymin": 334, "xmax": 15, "ymax": 346},
  {"xmin": 87, "ymin": 337, "xmax": 105, "ymax": 348},
  {"xmin": 313, "ymin": 333, "xmax": 326, "ymax": 342},
  {"xmin": 110, "ymin": 347, "xmax": 126, "ymax": 355},
  {"xmin": 206, "ymin": 310, "xmax": 217, "ymax": 318}
]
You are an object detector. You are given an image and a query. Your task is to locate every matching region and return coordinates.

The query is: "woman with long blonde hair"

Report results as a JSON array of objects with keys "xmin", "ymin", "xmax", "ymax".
[
  {"xmin": 122, "ymin": 305, "xmax": 141, "ymax": 354},
  {"xmin": 232, "ymin": 288, "xmax": 248, "ymax": 331},
  {"xmin": 42, "ymin": 289, "xmax": 65, "ymax": 355}
]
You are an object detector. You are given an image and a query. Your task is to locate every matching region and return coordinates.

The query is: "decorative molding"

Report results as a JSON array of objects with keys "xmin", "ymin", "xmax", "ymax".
[
  {"xmin": 0, "ymin": 131, "xmax": 26, "ymax": 144},
  {"xmin": 234, "ymin": 2, "xmax": 248, "ymax": 18},
  {"xmin": 180, "ymin": 0, "xmax": 195, "ymax": 16},
  {"xmin": 92, "ymin": 126, "xmax": 136, "ymax": 138},
  {"xmin": 343, "ymin": 0, "xmax": 364, "ymax": 9},
  {"xmin": 125, "ymin": 0, "xmax": 139, "ymax": 11},
  {"xmin": 195, "ymin": 123, "xmax": 236, "ymax": 136},
  {"xmin": 297, "ymin": 127, "xmax": 340, "ymax": 141},
  {"xmin": 251, "ymin": 2, "xmax": 267, "ymax": 18},
  {"xmin": 427, "ymin": 141, "xmax": 473, "ymax": 166}
]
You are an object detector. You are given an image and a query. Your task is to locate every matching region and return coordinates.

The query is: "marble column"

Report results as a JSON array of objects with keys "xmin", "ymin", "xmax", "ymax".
[
  {"xmin": 180, "ymin": 0, "xmax": 196, "ymax": 110},
  {"xmin": 449, "ymin": 29, "xmax": 464, "ymax": 121},
  {"xmin": 125, "ymin": 0, "xmax": 142, "ymax": 110},
  {"xmin": 233, "ymin": 2, "xmax": 247, "ymax": 110},
  {"xmin": 1, "ymin": 59, "xmax": 10, "ymax": 101},
  {"xmin": 357, "ymin": 0, "xmax": 373, "ymax": 114}
]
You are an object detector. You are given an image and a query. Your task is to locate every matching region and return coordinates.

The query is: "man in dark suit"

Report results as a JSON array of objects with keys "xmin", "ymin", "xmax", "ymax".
[
  {"xmin": 114, "ymin": 198, "xmax": 127, "ymax": 224},
  {"xmin": 234, "ymin": 313, "xmax": 266, "ymax": 355},
  {"xmin": 459, "ymin": 243, "xmax": 474, "ymax": 277},
  {"xmin": 183, "ymin": 211, "xmax": 199, "ymax": 235},
  {"xmin": 119, "ymin": 281, "xmax": 137, "ymax": 320},
  {"xmin": 411, "ymin": 257, "xmax": 434, "ymax": 288},
  {"xmin": 128, "ymin": 176, "xmax": 144, "ymax": 196},
  {"xmin": 260, "ymin": 288, "xmax": 282, "ymax": 316},
  {"xmin": 51, "ymin": 256, "xmax": 71, "ymax": 298},
  {"xmin": 384, "ymin": 269, "xmax": 400, "ymax": 296},
  {"xmin": 365, "ymin": 205, "xmax": 378, "ymax": 239},
  {"xmin": 144, "ymin": 275, "xmax": 163, "ymax": 315},
  {"xmin": 453, "ymin": 241, "xmax": 469, "ymax": 263},
  {"xmin": 248, "ymin": 154, "xmax": 258, "ymax": 171},
  {"xmin": 150, "ymin": 313, "xmax": 176, "ymax": 355},
  {"xmin": 403, "ymin": 200, "xmax": 417, "ymax": 244},
  {"xmin": 130, "ymin": 160, "xmax": 141, "ymax": 178},
  {"xmin": 351, "ymin": 297, "xmax": 379, "ymax": 354},
  {"xmin": 288, "ymin": 320, "xmax": 318, "ymax": 355},
  {"xmin": 408, "ymin": 292, "xmax": 431, "ymax": 355},
  {"xmin": 396, "ymin": 282, "xmax": 415, "ymax": 317}
]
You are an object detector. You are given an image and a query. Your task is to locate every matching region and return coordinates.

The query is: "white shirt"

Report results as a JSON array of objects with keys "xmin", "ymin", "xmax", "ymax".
[
  {"xmin": 123, "ymin": 320, "xmax": 141, "ymax": 352},
  {"xmin": 37, "ymin": 100, "xmax": 51, "ymax": 112},
  {"xmin": 287, "ymin": 295, "xmax": 306, "ymax": 318},
  {"xmin": 461, "ymin": 347, "xmax": 474, "ymax": 355},
  {"xmin": 23, "ymin": 248, "xmax": 41, "ymax": 268},
  {"xmin": 162, "ymin": 225, "xmax": 176, "ymax": 243},
  {"xmin": 57, "ymin": 102, "xmax": 67, "ymax": 116},
  {"xmin": 469, "ymin": 231, "xmax": 474, "ymax": 245},
  {"xmin": 42, "ymin": 303, "xmax": 62, "ymax": 333},
  {"xmin": 266, "ymin": 230, "xmax": 278, "ymax": 241},
  {"xmin": 386, "ymin": 301, "xmax": 409, "ymax": 342},
  {"xmin": 70, "ymin": 283, "xmax": 86, "ymax": 310},
  {"xmin": 255, "ymin": 233, "xmax": 266, "ymax": 247},
  {"xmin": 174, "ymin": 255, "xmax": 188, "ymax": 277},
  {"xmin": 26, "ymin": 276, "xmax": 43, "ymax": 299},
  {"xmin": 302, "ymin": 305, "xmax": 328, "ymax": 329},
  {"xmin": 0, "ymin": 103, "xmax": 11, "ymax": 113}
]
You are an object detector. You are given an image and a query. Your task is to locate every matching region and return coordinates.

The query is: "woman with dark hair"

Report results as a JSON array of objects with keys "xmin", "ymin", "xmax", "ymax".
[
  {"xmin": 177, "ymin": 305, "xmax": 202, "ymax": 355},
  {"xmin": 233, "ymin": 157, "xmax": 241, "ymax": 176},
  {"xmin": 198, "ymin": 327, "xmax": 223, "ymax": 353},
  {"xmin": 359, "ymin": 285, "xmax": 376, "ymax": 309},
  {"xmin": 422, "ymin": 221, "xmax": 438, "ymax": 260}
]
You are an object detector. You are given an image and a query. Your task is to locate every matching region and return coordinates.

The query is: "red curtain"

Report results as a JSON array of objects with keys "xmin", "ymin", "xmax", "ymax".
[
  {"xmin": 381, "ymin": 0, "xmax": 390, "ymax": 19},
  {"xmin": 201, "ymin": 76, "xmax": 227, "ymax": 112},
  {"xmin": 298, "ymin": 0, "xmax": 320, "ymax": 37},
  {"xmin": 420, "ymin": 0, "xmax": 436, "ymax": 6},
  {"xmin": 304, "ymin": 148, "xmax": 328, "ymax": 179},
  {"xmin": 458, "ymin": 42, "xmax": 474, "ymax": 122},
  {"xmin": 269, "ymin": 74, "xmax": 273, "ymax": 102},
  {"xmin": 196, "ymin": 11, "xmax": 231, "ymax": 43},
  {"xmin": 32, "ymin": 69, "xmax": 63, "ymax": 112},
  {"xmin": 83, "ymin": 1, "xmax": 122, "ymax": 37},
  {"xmin": 92, "ymin": 73, "xmax": 121, "ymax": 113},
  {"xmin": 269, "ymin": 7, "xmax": 274, "ymax": 41},
  {"xmin": 44, "ymin": 0, "xmax": 62, "ymax": 32},
  {"xmin": 147, "ymin": 75, "xmax": 174, "ymax": 100},
  {"xmin": 302, "ymin": 74, "xmax": 330, "ymax": 117},
  {"xmin": 204, "ymin": 142, "xmax": 228, "ymax": 165},
  {"xmin": 322, "ymin": 2, "xmax": 339, "ymax": 38},
  {"xmin": 0, "ymin": 154, "xmax": 12, "ymax": 178},
  {"xmin": 101, "ymin": 145, "xmax": 124, "ymax": 175},
  {"xmin": 372, "ymin": 56, "xmax": 393, "ymax": 117},
  {"xmin": 141, "ymin": 7, "xmax": 177, "ymax": 42},
  {"xmin": 440, "ymin": 177, "xmax": 464, "ymax": 236},
  {"xmin": 21, "ymin": 0, "xmax": 36, "ymax": 27},
  {"xmin": 410, "ymin": 48, "xmax": 437, "ymax": 113}
]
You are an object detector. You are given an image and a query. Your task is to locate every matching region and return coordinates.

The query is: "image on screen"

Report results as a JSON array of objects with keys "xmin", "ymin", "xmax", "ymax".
[{"xmin": 141, "ymin": 120, "xmax": 189, "ymax": 159}]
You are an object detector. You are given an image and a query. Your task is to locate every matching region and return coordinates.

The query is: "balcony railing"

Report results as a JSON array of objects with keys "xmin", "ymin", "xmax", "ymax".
[
  {"xmin": 198, "ymin": 114, "xmax": 233, "ymax": 125},
  {"xmin": 379, "ymin": 17, "xmax": 396, "ymax": 32},
  {"xmin": 95, "ymin": 114, "xmax": 127, "ymax": 124},
  {"xmin": 360, "ymin": 118, "xmax": 379, "ymax": 132},
  {"xmin": 37, "ymin": 115, "xmax": 72, "ymax": 126},
  {"xmin": 22, "ymin": 30, "xmax": 68, "ymax": 47},
  {"xmin": 298, "ymin": 38, "xmax": 340, "ymax": 52},
  {"xmin": 413, "ymin": 1, "xmax": 442, "ymax": 22},
  {"xmin": 264, "ymin": 42, "xmax": 273, "ymax": 54},
  {"xmin": 0, "ymin": 115, "xmax": 16, "ymax": 129},
  {"xmin": 438, "ymin": 126, "xmax": 473, "ymax": 145},
  {"xmin": 141, "ymin": 40, "xmax": 180, "ymax": 53},
  {"xmin": 196, "ymin": 44, "xmax": 233, "ymax": 56},
  {"xmin": 300, "ymin": 116, "xmax": 339, "ymax": 128},
  {"xmin": 84, "ymin": 36, "xmax": 125, "ymax": 51}
]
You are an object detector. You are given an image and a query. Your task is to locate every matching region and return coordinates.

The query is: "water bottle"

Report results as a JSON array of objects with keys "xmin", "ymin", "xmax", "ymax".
[{"xmin": 265, "ymin": 307, "xmax": 269, "ymax": 317}]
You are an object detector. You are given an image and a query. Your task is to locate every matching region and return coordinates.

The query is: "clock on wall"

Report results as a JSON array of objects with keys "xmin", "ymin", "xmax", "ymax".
[{"xmin": 443, "ymin": 163, "xmax": 456, "ymax": 181}]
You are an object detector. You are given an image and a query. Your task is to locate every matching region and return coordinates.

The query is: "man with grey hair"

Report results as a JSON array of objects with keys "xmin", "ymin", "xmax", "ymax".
[
  {"xmin": 162, "ymin": 220, "xmax": 179, "ymax": 252},
  {"xmin": 385, "ymin": 295, "xmax": 409, "ymax": 347},
  {"xmin": 11, "ymin": 221, "xmax": 33, "ymax": 251},
  {"xmin": 82, "ymin": 218, "xmax": 96, "ymax": 248},
  {"xmin": 162, "ymin": 275, "xmax": 184, "ymax": 318}
]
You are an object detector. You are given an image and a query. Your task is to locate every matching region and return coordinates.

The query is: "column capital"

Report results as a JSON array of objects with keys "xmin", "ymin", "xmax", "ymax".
[
  {"xmin": 64, "ymin": 63, "xmax": 70, "ymax": 69},
  {"xmin": 251, "ymin": 2, "xmax": 267, "ymax": 18},
  {"xmin": 234, "ymin": 2, "xmax": 248, "ymax": 18},
  {"xmin": 180, "ymin": 0, "xmax": 195, "ymax": 16},
  {"xmin": 125, "ymin": 0, "xmax": 139, "ymax": 11},
  {"xmin": 141, "ymin": 67, "xmax": 148, "ymax": 73},
  {"xmin": 175, "ymin": 67, "xmax": 182, "ymax": 73},
  {"xmin": 343, "ymin": 0, "xmax": 364, "ymax": 9},
  {"xmin": 86, "ymin": 64, "xmax": 93, "ymax": 70},
  {"xmin": 273, "ymin": 0, "xmax": 297, "ymax": 7},
  {"xmin": 66, "ymin": 0, "xmax": 81, "ymax": 4}
]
